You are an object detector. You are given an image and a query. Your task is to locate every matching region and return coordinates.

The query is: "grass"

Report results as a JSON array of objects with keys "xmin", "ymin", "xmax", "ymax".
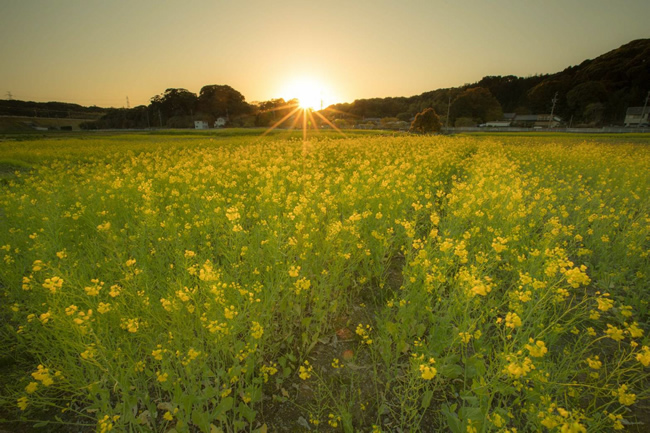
[{"xmin": 0, "ymin": 132, "xmax": 649, "ymax": 432}]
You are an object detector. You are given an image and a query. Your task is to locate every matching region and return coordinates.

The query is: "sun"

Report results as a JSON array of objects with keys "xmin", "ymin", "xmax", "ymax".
[
  {"xmin": 281, "ymin": 77, "xmax": 332, "ymax": 110},
  {"xmin": 261, "ymin": 76, "xmax": 346, "ymax": 141}
]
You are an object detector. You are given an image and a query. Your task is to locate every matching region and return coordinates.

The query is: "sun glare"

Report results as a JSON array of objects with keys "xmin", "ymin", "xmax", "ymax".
[
  {"xmin": 281, "ymin": 78, "xmax": 333, "ymax": 110},
  {"xmin": 262, "ymin": 77, "xmax": 346, "ymax": 141}
]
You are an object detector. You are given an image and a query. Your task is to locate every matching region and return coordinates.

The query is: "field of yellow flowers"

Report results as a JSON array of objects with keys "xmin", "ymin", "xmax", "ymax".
[{"xmin": 1, "ymin": 132, "xmax": 649, "ymax": 432}]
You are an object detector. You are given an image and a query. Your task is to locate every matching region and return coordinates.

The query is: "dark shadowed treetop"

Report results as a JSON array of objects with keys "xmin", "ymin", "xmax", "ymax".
[
  {"xmin": 409, "ymin": 108, "xmax": 441, "ymax": 134},
  {"xmin": 198, "ymin": 85, "xmax": 250, "ymax": 118},
  {"xmin": 450, "ymin": 87, "xmax": 503, "ymax": 124},
  {"xmin": 150, "ymin": 88, "xmax": 197, "ymax": 118}
]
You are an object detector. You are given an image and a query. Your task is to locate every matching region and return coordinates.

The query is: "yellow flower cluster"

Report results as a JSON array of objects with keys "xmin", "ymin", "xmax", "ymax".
[
  {"xmin": 299, "ymin": 360, "xmax": 313, "ymax": 380},
  {"xmin": 612, "ymin": 384, "xmax": 636, "ymax": 406},
  {"xmin": 42, "ymin": 276, "xmax": 63, "ymax": 294},
  {"xmin": 419, "ymin": 357, "xmax": 437, "ymax": 380},
  {"xmin": 505, "ymin": 312, "xmax": 522, "ymax": 329},
  {"xmin": 355, "ymin": 323, "xmax": 373, "ymax": 345},
  {"xmin": 503, "ymin": 355, "xmax": 534, "ymax": 379},
  {"xmin": 524, "ymin": 339, "xmax": 547, "ymax": 358}
]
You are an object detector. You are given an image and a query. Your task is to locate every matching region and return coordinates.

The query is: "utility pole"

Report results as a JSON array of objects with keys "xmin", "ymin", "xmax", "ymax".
[
  {"xmin": 6, "ymin": 91, "xmax": 12, "ymax": 100},
  {"xmin": 126, "ymin": 96, "xmax": 130, "ymax": 109},
  {"xmin": 640, "ymin": 91, "xmax": 650, "ymax": 127},
  {"xmin": 446, "ymin": 95, "xmax": 451, "ymax": 130},
  {"xmin": 549, "ymin": 92, "xmax": 558, "ymax": 129}
]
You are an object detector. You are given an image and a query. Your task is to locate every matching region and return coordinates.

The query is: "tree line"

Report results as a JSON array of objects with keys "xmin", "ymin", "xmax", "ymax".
[
  {"xmin": 2, "ymin": 39, "xmax": 647, "ymax": 129},
  {"xmin": 324, "ymin": 39, "xmax": 649, "ymax": 127}
]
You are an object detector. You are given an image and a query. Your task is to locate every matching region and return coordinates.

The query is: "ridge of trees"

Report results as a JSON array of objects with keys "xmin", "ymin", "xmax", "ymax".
[
  {"xmin": 0, "ymin": 100, "xmax": 106, "ymax": 120},
  {"xmin": 325, "ymin": 38, "xmax": 649, "ymax": 127},
  {"xmin": 1, "ymin": 39, "xmax": 647, "ymax": 129}
]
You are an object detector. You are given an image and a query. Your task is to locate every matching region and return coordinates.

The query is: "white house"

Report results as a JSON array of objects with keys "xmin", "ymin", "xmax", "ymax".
[
  {"xmin": 624, "ymin": 107, "xmax": 649, "ymax": 127},
  {"xmin": 512, "ymin": 114, "xmax": 562, "ymax": 128},
  {"xmin": 194, "ymin": 121, "xmax": 209, "ymax": 129},
  {"xmin": 483, "ymin": 120, "xmax": 511, "ymax": 127}
]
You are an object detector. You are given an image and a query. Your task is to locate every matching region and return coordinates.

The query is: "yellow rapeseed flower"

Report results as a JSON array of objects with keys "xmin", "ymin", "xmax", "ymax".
[
  {"xmin": 505, "ymin": 312, "xmax": 522, "ymax": 329},
  {"xmin": 25, "ymin": 382, "xmax": 38, "ymax": 393},
  {"xmin": 17, "ymin": 396, "xmax": 29, "ymax": 410},
  {"xmin": 525, "ymin": 339, "xmax": 548, "ymax": 358},
  {"xmin": 613, "ymin": 384, "xmax": 636, "ymax": 406},
  {"xmin": 636, "ymin": 346, "xmax": 650, "ymax": 367},
  {"xmin": 299, "ymin": 360, "xmax": 313, "ymax": 380},
  {"xmin": 605, "ymin": 324, "xmax": 624, "ymax": 342}
]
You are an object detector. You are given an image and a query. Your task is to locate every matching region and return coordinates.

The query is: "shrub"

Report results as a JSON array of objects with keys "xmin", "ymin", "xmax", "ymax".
[{"xmin": 409, "ymin": 108, "xmax": 441, "ymax": 134}]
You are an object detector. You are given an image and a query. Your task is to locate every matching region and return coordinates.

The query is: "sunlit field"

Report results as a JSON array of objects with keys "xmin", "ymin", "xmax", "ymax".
[{"xmin": 1, "ymin": 132, "xmax": 649, "ymax": 432}]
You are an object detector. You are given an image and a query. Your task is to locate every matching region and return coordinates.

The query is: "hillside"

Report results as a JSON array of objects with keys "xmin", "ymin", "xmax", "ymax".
[
  {"xmin": 326, "ymin": 39, "xmax": 650, "ymax": 127},
  {"xmin": 0, "ymin": 100, "xmax": 106, "ymax": 119}
]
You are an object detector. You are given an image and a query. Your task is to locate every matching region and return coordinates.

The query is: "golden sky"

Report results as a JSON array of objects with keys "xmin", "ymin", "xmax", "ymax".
[{"xmin": 1, "ymin": 0, "xmax": 648, "ymax": 108}]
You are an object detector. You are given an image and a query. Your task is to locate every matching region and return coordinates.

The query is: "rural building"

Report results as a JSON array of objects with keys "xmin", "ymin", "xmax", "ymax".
[
  {"xmin": 624, "ymin": 107, "xmax": 649, "ymax": 126},
  {"xmin": 483, "ymin": 120, "xmax": 512, "ymax": 127},
  {"xmin": 194, "ymin": 120, "xmax": 209, "ymax": 129},
  {"xmin": 214, "ymin": 117, "xmax": 226, "ymax": 128},
  {"xmin": 512, "ymin": 114, "xmax": 562, "ymax": 128}
]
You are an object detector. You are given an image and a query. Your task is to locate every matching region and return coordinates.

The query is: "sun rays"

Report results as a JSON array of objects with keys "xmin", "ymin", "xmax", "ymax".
[
  {"xmin": 254, "ymin": 78, "xmax": 351, "ymax": 142},
  {"xmin": 259, "ymin": 103, "xmax": 349, "ymax": 142},
  {"xmin": 259, "ymin": 79, "xmax": 351, "ymax": 142}
]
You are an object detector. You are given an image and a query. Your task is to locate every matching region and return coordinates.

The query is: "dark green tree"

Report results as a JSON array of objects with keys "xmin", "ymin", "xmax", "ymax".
[
  {"xmin": 254, "ymin": 98, "xmax": 299, "ymax": 127},
  {"xmin": 566, "ymin": 81, "xmax": 608, "ymax": 116},
  {"xmin": 526, "ymin": 79, "xmax": 570, "ymax": 114},
  {"xmin": 197, "ymin": 85, "xmax": 250, "ymax": 119},
  {"xmin": 409, "ymin": 108, "xmax": 441, "ymax": 134},
  {"xmin": 450, "ymin": 87, "xmax": 503, "ymax": 124}
]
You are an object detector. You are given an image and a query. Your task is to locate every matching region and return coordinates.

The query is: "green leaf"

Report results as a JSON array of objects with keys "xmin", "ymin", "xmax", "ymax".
[
  {"xmin": 254, "ymin": 424, "xmax": 268, "ymax": 433},
  {"xmin": 237, "ymin": 404, "xmax": 257, "ymax": 423},
  {"xmin": 191, "ymin": 409, "xmax": 210, "ymax": 430},
  {"xmin": 439, "ymin": 363, "xmax": 463, "ymax": 379},
  {"xmin": 213, "ymin": 397, "xmax": 233, "ymax": 418},
  {"xmin": 465, "ymin": 356, "xmax": 486, "ymax": 379},
  {"xmin": 421, "ymin": 390, "xmax": 433, "ymax": 409},
  {"xmin": 441, "ymin": 404, "xmax": 462, "ymax": 433}
]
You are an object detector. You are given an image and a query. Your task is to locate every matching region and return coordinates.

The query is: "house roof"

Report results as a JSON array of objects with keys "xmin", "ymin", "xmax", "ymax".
[
  {"xmin": 626, "ymin": 107, "xmax": 648, "ymax": 115},
  {"xmin": 514, "ymin": 114, "xmax": 562, "ymax": 122},
  {"xmin": 514, "ymin": 115, "xmax": 539, "ymax": 121}
]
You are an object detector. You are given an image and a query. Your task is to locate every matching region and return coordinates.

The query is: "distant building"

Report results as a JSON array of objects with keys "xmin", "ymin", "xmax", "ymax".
[
  {"xmin": 194, "ymin": 121, "xmax": 209, "ymax": 129},
  {"xmin": 481, "ymin": 113, "xmax": 516, "ymax": 127},
  {"xmin": 512, "ymin": 114, "xmax": 562, "ymax": 128},
  {"xmin": 483, "ymin": 120, "xmax": 511, "ymax": 127},
  {"xmin": 624, "ymin": 107, "xmax": 649, "ymax": 126},
  {"xmin": 214, "ymin": 117, "xmax": 227, "ymax": 128}
]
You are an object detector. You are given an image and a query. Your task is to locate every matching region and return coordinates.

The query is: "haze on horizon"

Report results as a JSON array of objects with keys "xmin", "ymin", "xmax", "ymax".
[{"xmin": 1, "ymin": 0, "xmax": 648, "ymax": 108}]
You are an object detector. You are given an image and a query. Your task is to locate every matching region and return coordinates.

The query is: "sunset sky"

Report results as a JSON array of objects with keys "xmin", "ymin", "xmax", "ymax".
[{"xmin": 1, "ymin": 0, "xmax": 648, "ymax": 108}]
